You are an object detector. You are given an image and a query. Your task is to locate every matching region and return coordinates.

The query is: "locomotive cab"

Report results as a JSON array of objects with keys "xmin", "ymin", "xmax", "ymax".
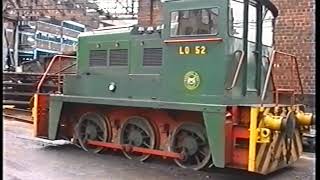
[{"xmin": 160, "ymin": 0, "xmax": 278, "ymax": 104}]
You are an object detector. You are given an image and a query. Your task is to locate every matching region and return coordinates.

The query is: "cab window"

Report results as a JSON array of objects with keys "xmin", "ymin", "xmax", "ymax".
[
  {"xmin": 170, "ymin": 8, "xmax": 219, "ymax": 36},
  {"xmin": 248, "ymin": 2, "xmax": 257, "ymax": 42},
  {"xmin": 262, "ymin": 9, "xmax": 274, "ymax": 46},
  {"xmin": 229, "ymin": 0, "xmax": 244, "ymax": 38}
]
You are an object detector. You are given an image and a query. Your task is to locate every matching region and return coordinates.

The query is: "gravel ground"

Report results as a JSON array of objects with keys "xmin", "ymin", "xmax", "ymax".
[{"xmin": 3, "ymin": 119, "xmax": 315, "ymax": 180}]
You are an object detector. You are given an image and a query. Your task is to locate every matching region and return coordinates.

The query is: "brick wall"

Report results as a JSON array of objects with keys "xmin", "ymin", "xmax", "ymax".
[
  {"xmin": 272, "ymin": 0, "xmax": 315, "ymax": 95},
  {"xmin": 138, "ymin": 0, "xmax": 162, "ymax": 26},
  {"xmin": 5, "ymin": 0, "xmax": 100, "ymax": 29},
  {"xmin": 271, "ymin": 0, "xmax": 315, "ymax": 110}
]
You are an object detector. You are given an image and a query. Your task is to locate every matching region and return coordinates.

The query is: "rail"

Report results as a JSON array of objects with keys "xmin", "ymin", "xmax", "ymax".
[
  {"xmin": 53, "ymin": 62, "xmax": 77, "ymax": 75},
  {"xmin": 3, "ymin": 107, "xmax": 33, "ymax": 124},
  {"xmin": 261, "ymin": 50, "xmax": 275, "ymax": 102},
  {"xmin": 292, "ymin": 54, "xmax": 304, "ymax": 97},
  {"xmin": 260, "ymin": 50, "xmax": 304, "ymax": 104},
  {"xmin": 36, "ymin": 55, "xmax": 76, "ymax": 93},
  {"xmin": 226, "ymin": 50, "xmax": 245, "ymax": 90}
]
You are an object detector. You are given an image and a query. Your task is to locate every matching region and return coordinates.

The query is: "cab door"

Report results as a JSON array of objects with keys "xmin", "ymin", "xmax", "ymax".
[
  {"xmin": 161, "ymin": 1, "xmax": 225, "ymax": 103},
  {"xmin": 246, "ymin": 1, "xmax": 263, "ymax": 95}
]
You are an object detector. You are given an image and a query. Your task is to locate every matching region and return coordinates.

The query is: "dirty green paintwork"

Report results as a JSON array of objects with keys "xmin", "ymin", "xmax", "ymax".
[
  {"xmin": 203, "ymin": 110, "xmax": 226, "ymax": 168},
  {"xmin": 48, "ymin": 0, "xmax": 278, "ymax": 168},
  {"xmin": 48, "ymin": 97, "xmax": 63, "ymax": 140}
]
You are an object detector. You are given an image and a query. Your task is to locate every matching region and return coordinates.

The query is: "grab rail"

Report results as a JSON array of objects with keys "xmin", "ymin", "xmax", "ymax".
[
  {"xmin": 53, "ymin": 62, "xmax": 77, "ymax": 75},
  {"xmin": 36, "ymin": 55, "xmax": 76, "ymax": 93},
  {"xmin": 226, "ymin": 50, "xmax": 245, "ymax": 90},
  {"xmin": 261, "ymin": 50, "xmax": 275, "ymax": 102},
  {"xmin": 260, "ymin": 50, "xmax": 304, "ymax": 104}
]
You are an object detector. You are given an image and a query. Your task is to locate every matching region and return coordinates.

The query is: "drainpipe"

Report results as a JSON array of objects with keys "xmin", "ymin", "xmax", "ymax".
[
  {"xmin": 13, "ymin": 16, "xmax": 20, "ymax": 72},
  {"xmin": 3, "ymin": 22, "xmax": 8, "ymax": 70},
  {"xmin": 150, "ymin": 0, "xmax": 154, "ymax": 26}
]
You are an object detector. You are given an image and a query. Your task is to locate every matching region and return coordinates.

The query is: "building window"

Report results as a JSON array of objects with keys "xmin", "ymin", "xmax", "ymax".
[
  {"xmin": 170, "ymin": 8, "xmax": 219, "ymax": 36},
  {"xmin": 62, "ymin": 38, "xmax": 77, "ymax": 46},
  {"xmin": 36, "ymin": 51, "xmax": 56, "ymax": 60},
  {"xmin": 229, "ymin": 0, "xmax": 244, "ymax": 38},
  {"xmin": 62, "ymin": 22, "xmax": 85, "ymax": 32},
  {"xmin": 36, "ymin": 33, "xmax": 61, "ymax": 43}
]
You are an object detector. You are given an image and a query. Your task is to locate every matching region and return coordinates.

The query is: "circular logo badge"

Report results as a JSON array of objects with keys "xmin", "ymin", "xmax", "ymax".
[{"xmin": 184, "ymin": 71, "xmax": 200, "ymax": 90}]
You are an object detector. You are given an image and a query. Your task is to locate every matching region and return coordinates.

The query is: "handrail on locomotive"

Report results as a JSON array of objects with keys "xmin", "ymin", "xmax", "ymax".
[
  {"xmin": 226, "ymin": 50, "xmax": 245, "ymax": 90},
  {"xmin": 36, "ymin": 55, "xmax": 76, "ymax": 94},
  {"xmin": 261, "ymin": 50, "xmax": 304, "ymax": 105}
]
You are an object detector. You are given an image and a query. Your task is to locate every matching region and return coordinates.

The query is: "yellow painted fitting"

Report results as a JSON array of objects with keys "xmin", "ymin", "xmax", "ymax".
[
  {"xmin": 280, "ymin": 107, "xmax": 287, "ymax": 117},
  {"xmin": 263, "ymin": 108, "xmax": 270, "ymax": 116},
  {"xmin": 274, "ymin": 106, "xmax": 280, "ymax": 115},
  {"xmin": 257, "ymin": 128, "xmax": 271, "ymax": 143},
  {"xmin": 260, "ymin": 128, "xmax": 271, "ymax": 138},
  {"xmin": 32, "ymin": 94, "xmax": 39, "ymax": 137},
  {"xmin": 295, "ymin": 111, "xmax": 315, "ymax": 126},
  {"xmin": 248, "ymin": 107, "xmax": 259, "ymax": 172},
  {"xmin": 263, "ymin": 114, "xmax": 283, "ymax": 131}
]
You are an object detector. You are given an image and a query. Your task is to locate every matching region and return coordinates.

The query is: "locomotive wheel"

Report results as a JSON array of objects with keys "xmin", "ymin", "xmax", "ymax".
[
  {"xmin": 75, "ymin": 112, "xmax": 110, "ymax": 153},
  {"xmin": 170, "ymin": 122, "xmax": 211, "ymax": 170},
  {"xmin": 119, "ymin": 116, "xmax": 156, "ymax": 162}
]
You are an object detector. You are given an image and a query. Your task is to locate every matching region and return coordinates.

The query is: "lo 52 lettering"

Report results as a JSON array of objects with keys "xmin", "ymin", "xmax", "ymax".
[{"xmin": 179, "ymin": 46, "xmax": 207, "ymax": 55}]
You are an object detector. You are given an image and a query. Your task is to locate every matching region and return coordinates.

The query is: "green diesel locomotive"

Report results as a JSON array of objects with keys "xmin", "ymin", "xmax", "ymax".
[{"xmin": 33, "ymin": 0, "xmax": 315, "ymax": 174}]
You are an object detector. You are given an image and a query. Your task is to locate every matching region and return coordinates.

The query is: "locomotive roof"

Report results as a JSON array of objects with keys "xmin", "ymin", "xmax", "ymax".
[
  {"xmin": 162, "ymin": 0, "xmax": 278, "ymax": 18},
  {"xmin": 78, "ymin": 26, "xmax": 133, "ymax": 37}
]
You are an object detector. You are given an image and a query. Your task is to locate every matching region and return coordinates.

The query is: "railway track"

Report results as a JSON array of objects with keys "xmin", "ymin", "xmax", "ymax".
[{"xmin": 3, "ymin": 107, "xmax": 33, "ymax": 124}]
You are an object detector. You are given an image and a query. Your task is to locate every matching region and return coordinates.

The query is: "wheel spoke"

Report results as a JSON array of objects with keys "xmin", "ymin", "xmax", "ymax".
[
  {"xmin": 143, "ymin": 142, "xmax": 151, "ymax": 148},
  {"xmin": 84, "ymin": 134, "xmax": 89, "ymax": 141},
  {"xmin": 120, "ymin": 116, "xmax": 156, "ymax": 162},
  {"xmin": 194, "ymin": 155, "xmax": 201, "ymax": 165},
  {"xmin": 97, "ymin": 135, "xmax": 104, "ymax": 141},
  {"xmin": 142, "ymin": 135, "xmax": 150, "ymax": 141},
  {"xmin": 197, "ymin": 141, "xmax": 206, "ymax": 147},
  {"xmin": 128, "ymin": 140, "xmax": 133, "ymax": 145},
  {"xmin": 75, "ymin": 112, "xmax": 109, "ymax": 154},
  {"xmin": 171, "ymin": 123, "xmax": 211, "ymax": 170},
  {"xmin": 198, "ymin": 149, "xmax": 207, "ymax": 157},
  {"xmin": 85, "ymin": 119, "xmax": 90, "ymax": 126}
]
